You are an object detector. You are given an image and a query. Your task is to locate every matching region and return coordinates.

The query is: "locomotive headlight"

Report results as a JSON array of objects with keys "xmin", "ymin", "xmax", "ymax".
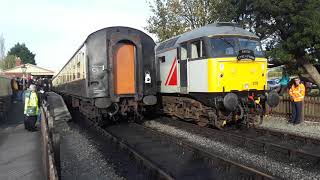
[
  {"xmin": 220, "ymin": 63, "xmax": 224, "ymax": 71},
  {"xmin": 261, "ymin": 63, "xmax": 265, "ymax": 70}
]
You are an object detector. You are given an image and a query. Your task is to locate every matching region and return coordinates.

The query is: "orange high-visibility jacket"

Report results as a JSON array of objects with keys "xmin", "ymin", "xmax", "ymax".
[{"xmin": 289, "ymin": 83, "xmax": 305, "ymax": 102}]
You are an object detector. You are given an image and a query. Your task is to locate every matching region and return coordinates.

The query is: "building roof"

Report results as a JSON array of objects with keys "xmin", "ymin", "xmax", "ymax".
[{"xmin": 3, "ymin": 63, "xmax": 55, "ymax": 76}]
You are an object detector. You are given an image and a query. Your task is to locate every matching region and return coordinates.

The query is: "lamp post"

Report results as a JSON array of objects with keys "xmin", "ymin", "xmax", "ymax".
[{"xmin": 21, "ymin": 64, "xmax": 27, "ymax": 90}]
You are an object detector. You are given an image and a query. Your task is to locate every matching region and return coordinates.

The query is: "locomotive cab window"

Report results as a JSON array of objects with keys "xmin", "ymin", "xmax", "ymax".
[
  {"xmin": 180, "ymin": 43, "xmax": 188, "ymax": 60},
  {"xmin": 210, "ymin": 37, "xmax": 264, "ymax": 57},
  {"xmin": 190, "ymin": 40, "xmax": 205, "ymax": 59}
]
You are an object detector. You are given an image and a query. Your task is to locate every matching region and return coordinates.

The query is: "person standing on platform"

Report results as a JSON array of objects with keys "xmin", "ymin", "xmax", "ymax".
[
  {"xmin": 11, "ymin": 78, "xmax": 19, "ymax": 102},
  {"xmin": 23, "ymin": 84, "xmax": 40, "ymax": 131},
  {"xmin": 289, "ymin": 77, "xmax": 305, "ymax": 125}
]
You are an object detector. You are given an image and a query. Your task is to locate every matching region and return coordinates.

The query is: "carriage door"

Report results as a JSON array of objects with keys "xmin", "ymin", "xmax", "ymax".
[
  {"xmin": 179, "ymin": 43, "xmax": 188, "ymax": 94},
  {"xmin": 114, "ymin": 43, "xmax": 136, "ymax": 95}
]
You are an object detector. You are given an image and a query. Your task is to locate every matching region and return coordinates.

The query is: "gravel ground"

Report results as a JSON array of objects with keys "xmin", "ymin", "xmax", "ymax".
[
  {"xmin": 59, "ymin": 122, "xmax": 125, "ymax": 180},
  {"xmin": 260, "ymin": 116, "xmax": 320, "ymax": 139},
  {"xmin": 58, "ymin": 115, "xmax": 149, "ymax": 180},
  {"xmin": 144, "ymin": 119, "xmax": 320, "ymax": 180}
]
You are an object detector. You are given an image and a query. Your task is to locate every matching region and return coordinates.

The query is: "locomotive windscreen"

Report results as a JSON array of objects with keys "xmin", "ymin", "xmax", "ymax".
[{"xmin": 210, "ymin": 37, "xmax": 264, "ymax": 58}]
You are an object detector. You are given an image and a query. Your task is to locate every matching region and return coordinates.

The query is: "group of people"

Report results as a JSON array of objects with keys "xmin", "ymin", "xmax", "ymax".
[
  {"xmin": 11, "ymin": 77, "xmax": 26, "ymax": 102},
  {"xmin": 11, "ymin": 76, "xmax": 51, "ymax": 131}
]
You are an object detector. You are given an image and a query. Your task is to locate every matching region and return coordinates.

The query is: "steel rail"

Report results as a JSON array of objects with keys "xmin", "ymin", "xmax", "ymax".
[
  {"xmin": 157, "ymin": 118, "xmax": 320, "ymax": 164},
  {"xmin": 85, "ymin": 119, "xmax": 175, "ymax": 180},
  {"xmin": 250, "ymin": 127, "xmax": 320, "ymax": 161},
  {"xmin": 138, "ymin": 123, "xmax": 277, "ymax": 180},
  {"xmin": 253, "ymin": 126, "xmax": 320, "ymax": 145}
]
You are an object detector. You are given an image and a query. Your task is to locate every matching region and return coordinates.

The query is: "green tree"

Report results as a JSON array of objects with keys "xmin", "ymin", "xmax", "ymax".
[
  {"xmin": 0, "ymin": 55, "xmax": 16, "ymax": 70},
  {"xmin": 7, "ymin": 43, "xmax": 36, "ymax": 65},
  {"xmin": 146, "ymin": 0, "xmax": 187, "ymax": 42},
  {"xmin": 146, "ymin": 0, "xmax": 231, "ymax": 42},
  {"xmin": 146, "ymin": 0, "xmax": 320, "ymax": 86},
  {"xmin": 250, "ymin": 0, "xmax": 320, "ymax": 86}
]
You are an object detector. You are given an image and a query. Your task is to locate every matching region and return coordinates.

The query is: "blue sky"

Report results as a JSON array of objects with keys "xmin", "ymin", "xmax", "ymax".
[{"xmin": 0, "ymin": 0, "xmax": 154, "ymax": 72}]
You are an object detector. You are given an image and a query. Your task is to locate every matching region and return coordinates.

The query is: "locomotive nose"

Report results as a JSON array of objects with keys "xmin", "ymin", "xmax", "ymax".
[{"xmin": 223, "ymin": 93, "xmax": 239, "ymax": 111}]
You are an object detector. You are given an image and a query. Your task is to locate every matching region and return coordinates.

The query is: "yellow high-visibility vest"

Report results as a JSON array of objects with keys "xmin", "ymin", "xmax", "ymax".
[
  {"xmin": 289, "ymin": 84, "xmax": 305, "ymax": 102},
  {"xmin": 24, "ymin": 91, "xmax": 39, "ymax": 116}
]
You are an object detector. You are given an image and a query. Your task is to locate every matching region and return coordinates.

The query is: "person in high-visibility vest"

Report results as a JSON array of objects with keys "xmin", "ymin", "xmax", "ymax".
[
  {"xmin": 289, "ymin": 77, "xmax": 305, "ymax": 124},
  {"xmin": 24, "ymin": 84, "xmax": 39, "ymax": 131}
]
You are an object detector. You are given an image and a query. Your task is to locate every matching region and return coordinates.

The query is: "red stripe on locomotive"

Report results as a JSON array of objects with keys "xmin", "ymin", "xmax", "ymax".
[{"xmin": 165, "ymin": 58, "xmax": 177, "ymax": 86}]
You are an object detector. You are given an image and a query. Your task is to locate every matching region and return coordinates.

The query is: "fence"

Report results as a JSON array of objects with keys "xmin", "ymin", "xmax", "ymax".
[
  {"xmin": 41, "ymin": 102, "xmax": 60, "ymax": 180},
  {"xmin": 268, "ymin": 95, "xmax": 320, "ymax": 121}
]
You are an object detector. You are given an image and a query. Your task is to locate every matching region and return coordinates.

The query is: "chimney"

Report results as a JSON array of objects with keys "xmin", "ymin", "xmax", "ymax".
[{"xmin": 15, "ymin": 57, "xmax": 21, "ymax": 66}]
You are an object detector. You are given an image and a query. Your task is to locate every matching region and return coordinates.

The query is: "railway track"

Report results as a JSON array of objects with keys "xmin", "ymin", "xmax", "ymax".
[
  {"xmin": 245, "ymin": 126, "xmax": 320, "ymax": 162},
  {"xmin": 83, "ymin": 118, "xmax": 276, "ymax": 179},
  {"xmin": 222, "ymin": 125, "xmax": 320, "ymax": 164},
  {"xmin": 148, "ymin": 118, "xmax": 320, "ymax": 168}
]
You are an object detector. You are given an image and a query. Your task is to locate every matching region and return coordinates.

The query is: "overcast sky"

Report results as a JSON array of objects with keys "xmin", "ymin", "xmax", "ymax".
[{"xmin": 0, "ymin": 0, "xmax": 154, "ymax": 72}]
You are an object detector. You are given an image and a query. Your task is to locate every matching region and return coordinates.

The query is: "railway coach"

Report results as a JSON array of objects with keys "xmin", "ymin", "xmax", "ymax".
[
  {"xmin": 52, "ymin": 27, "xmax": 157, "ymax": 124},
  {"xmin": 0, "ymin": 74, "xmax": 12, "ymax": 120},
  {"xmin": 156, "ymin": 23, "xmax": 279, "ymax": 128}
]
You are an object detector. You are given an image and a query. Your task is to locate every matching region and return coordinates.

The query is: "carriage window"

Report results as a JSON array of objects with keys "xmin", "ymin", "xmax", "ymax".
[
  {"xmin": 180, "ymin": 44, "xmax": 188, "ymax": 60},
  {"xmin": 77, "ymin": 62, "xmax": 81, "ymax": 78},
  {"xmin": 73, "ymin": 65, "xmax": 76, "ymax": 80},
  {"xmin": 158, "ymin": 56, "xmax": 165, "ymax": 63}
]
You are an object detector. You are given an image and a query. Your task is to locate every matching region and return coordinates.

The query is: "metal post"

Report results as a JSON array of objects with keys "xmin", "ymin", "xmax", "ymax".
[
  {"xmin": 21, "ymin": 64, "xmax": 27, "ymax": 90},
  {"xmin": 22, "ymin": 73, "xmax": 25, "ymax": 90}
]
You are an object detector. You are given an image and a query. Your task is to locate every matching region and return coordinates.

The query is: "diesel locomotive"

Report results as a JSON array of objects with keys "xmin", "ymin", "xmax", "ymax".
[
  {"xmin": 156, "ymin": 23, "xmax": 279, "ymax": 128},
  {"xmin": 52, "ymin": 27, "xmax": 157, "ymax": 123}
]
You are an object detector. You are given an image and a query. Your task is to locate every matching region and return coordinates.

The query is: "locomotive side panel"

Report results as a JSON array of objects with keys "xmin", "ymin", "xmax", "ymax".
[
  {"xmin": 157, "ymin": 49, "xmax": 180, "ymax": 93},
  {"xmin": 188, "ymin": 59, "xmax": 208, "ymax": 92}
]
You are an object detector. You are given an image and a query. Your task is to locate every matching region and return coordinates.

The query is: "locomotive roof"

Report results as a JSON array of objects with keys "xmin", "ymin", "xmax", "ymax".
[{"xmin": 156, "ymin": 23, "xmax": 258, "ymax": 53}]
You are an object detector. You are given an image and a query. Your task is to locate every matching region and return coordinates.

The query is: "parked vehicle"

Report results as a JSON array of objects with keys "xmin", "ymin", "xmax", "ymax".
[{"xmin": 267, "ymin": 79, "xmax": 280, "ymax": 90}]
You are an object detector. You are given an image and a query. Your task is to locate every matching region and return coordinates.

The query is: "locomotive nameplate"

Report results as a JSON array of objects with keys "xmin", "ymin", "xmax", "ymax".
[{"xmin": 237, "ymin": 49, "xmax": 255, "ymax": 61}]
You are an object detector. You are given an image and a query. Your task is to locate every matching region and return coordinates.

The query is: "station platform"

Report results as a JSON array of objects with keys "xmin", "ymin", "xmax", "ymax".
[
  {"xmin": 0, "ymin": 102, "xmax": 44, "ymax": 180},
  {"xmin": 45, "ymin": 92, "xmax": 71, "ymax": 122}
]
